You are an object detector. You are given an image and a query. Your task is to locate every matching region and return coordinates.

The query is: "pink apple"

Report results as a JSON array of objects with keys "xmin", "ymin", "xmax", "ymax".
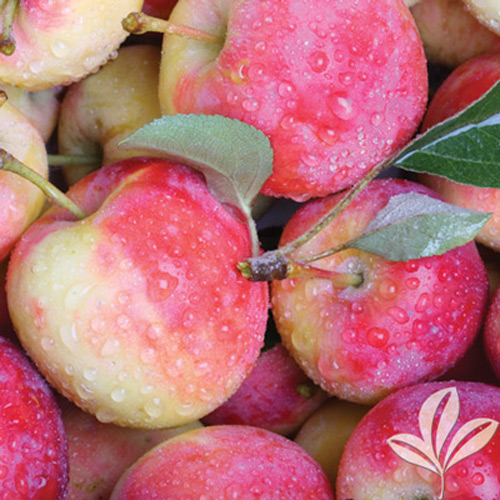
[
  {"xmin": 271, "ymin": 178, "xmax": 489, "ymax": 404},
  {"xmin": 202, "ymin": 343, "xmax": 329, "ymax": 436},
  {"xmin": 159, "ymin": 0, "xmax": 428, "ymax": 201},
  {"xmin": 419, "ymin": 52, "xmax": 500, "ymax": 251},
  {"xmin": 110, "ymin": 425, "xmax": 335, "ymax": 499},
  {"xmin": 7, "ymin": 157, "xmax": 269, "ymax": 428},
  {"xmin": 337, "ymin": 381, "xmax": 500, "ymax": 499}
]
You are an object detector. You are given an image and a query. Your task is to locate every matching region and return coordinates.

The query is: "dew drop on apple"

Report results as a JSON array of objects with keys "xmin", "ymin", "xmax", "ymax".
[
  {"xmin": 40, "ymin": 337, "xmax": 54, "ymax": 351},
  {"xmin": 59, "ymin": 323, "xmax": 79, "ymax": 351},
  {"xmin": 144, "ymin": 398, "xmax": 164, "ymax": 419},
  {"xmin": 111, "ymin": 387, "xmax": 127, "ymax": 403},
  {"xmin": 95, "ymin": 408, "xmax": 116, "ymax": 424},
  {"xmin": 50, "ymin": 40, "xmax": 69, "ymax": 59},
  {"xmin": 307, "ymin": 50, "xmax": 329, "ymax": 73},
  {"xmin": 280, "ymin": 115, "xmax": 296, "ymax": 130},
  {"xmin": 329, "ymin": 96, "xmax": 354, "ymax": 120},
  {"xmin": 83, "ymin": 367, "xmax": 97, "ymax": 382},
  {"xmin": 366, "ymin": 327, "xmax": 389, "ymax": 347},
  {"xmin": 100, "ymin": 339, "xmax": 119, "ymax": 357}
]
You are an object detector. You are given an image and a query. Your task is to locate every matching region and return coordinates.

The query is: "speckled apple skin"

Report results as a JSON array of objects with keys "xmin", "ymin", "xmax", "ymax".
[
  {"xmin": 160, "ymin": 0, "xmax": 427, "ymax": 201},
  {"xmin": 337, "ymin": 381, "xmax": 500, "ymax": 500},
  {"xmin": 0, "ymin": 0, "xmax": 144, "ymax": 90},
  {"xmin": 7, "ymin": 158, "xmax": 269, "ymax": 429},
  {"xmin": 202, "ymin": 343, "xmax": 329, "ymax": 435},
  {"xmin": 419, "ymin": 53, "xmax": 500, "ymax": 252},
  {"xmin": 0, "ymin": 100, "xmax": 48, "ymax": 262},
  {"xmin": 484, "ymin": 286, "xmax": 500, "ymax": 380},
  {"xmin": 271, "ymin": 179, "xmax": 488, "ymax": 404},
  {"xmin": 0, "ymin": 337, "xmax": 68, "ymax": 499},
  {"xmin": 110, "ymin": 425, "xmax": 335, "ymax": 499}
]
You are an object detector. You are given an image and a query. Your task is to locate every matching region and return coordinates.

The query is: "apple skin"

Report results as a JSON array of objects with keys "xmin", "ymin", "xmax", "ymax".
[
  {"xmin": 143, "ymin": 0, "xmax": 178, "ymax": 19},
  {"xmin": 160, "ymin": 0, "xmax": 428, "ymax": 201},
  {"xmin": 337, "ymin": 381, "xmax": 500, "ymax": 499},
  {"xmin": 60, "ymin": 398, "xmax": 202, "ymax": 500},
  {"xmin": 202, "ymin": 343, "xmax": 329, "ymax": 436},
  {"xmin": 110, "ymin": 425, "xmax": 335, "ymax": 499},
  {"xmin": 410, "ymin": 0, "xmax": 500, "ymax": 68},
  {"xmin": 271, "ymin": 178, "xmax": 489, "ymax": 404},
  {"xmin": 6, "ymin": 157, "xmax": 269, "ymax": 429},
  {"xmin": 0, "ymin": 100, "xmax": 48, "ymax": 262},
  {"xmin": 0, "ymin": 337, "xmax": 69, "ymax": 498},
  {"xmin": 419, "ymin": 52, "xmax": 500, "ymax": 251},
  {"xmin": 58, "ymin": 44, "xmax": 163, "ymax": 186},
  {"xmin": 484, "ymin": 285, "xmax": 500, "ymax": 381},
  {"xmin": 0, "ymin": 0, "xmax": 144, "ymax": 91},
  {"xmin": 294, "ymin": 398, "xmax": 370, "ymax": 486},
  {"xmin": 0, "ymin": 84, "xmax": 62, "ymax": 142}
]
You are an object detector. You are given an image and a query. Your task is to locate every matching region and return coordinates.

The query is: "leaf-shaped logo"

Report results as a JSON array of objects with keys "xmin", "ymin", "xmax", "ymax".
[{"xmin": 387, "ymin": 386, "xmax": 499, "ymax": 500}]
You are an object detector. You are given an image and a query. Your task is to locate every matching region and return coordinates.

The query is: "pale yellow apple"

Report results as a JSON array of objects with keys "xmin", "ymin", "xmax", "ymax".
[
  {"xmin": 58, "ymin": 44, "xmax": 162, "ymax": 186},
  {"xmin": 463, "ymin": 0, "xmax": 500, "ymax": 35}
]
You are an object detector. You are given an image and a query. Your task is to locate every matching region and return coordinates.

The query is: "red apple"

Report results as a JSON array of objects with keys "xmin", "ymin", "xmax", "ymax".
[
  {"xmin": 419, "ymin": 52, "xmax": 500, "ymax": 251},
  {"xmin": 159, "ymin": 0, "xmax": 428, "ymax": 201},
  {"xmin": 271, "ymin": 178, "xmax": 489, "ymax": 404},
  {"xmin": 110, "ymin": 425, "xmax": 335, "ymax": 499},
  {"xmin": 337, "ymin": 381, "xmax": 500, "ymax": 499},
  {"xmin": 143, "ymin": 0, "xmax": 178, "ymax": 19},
  {"xmin": 6, "ymin": 157, "xmax": 269, "ymax": 428},
  {"xmin": 202, "ymin": 343, "xmax": 329, "ymax": 436},
  {"xmin": 0, "ymin": 336, "xmax": 68, "ymax": 498},
  {"xmin": 483, "ymin": 283, "xmax": 500, "ymax": 380}
]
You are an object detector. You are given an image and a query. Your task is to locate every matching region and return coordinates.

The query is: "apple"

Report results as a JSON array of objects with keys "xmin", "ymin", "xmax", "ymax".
[
  {"xmin": 0, "ymin": 83, "xmax": 62, "ymax": 142},
  {"xmin": 57, "ymin": 44, "xmax": 162, "ymax": 185},
  {"xmin": 0, "ymin": 0, "xmax": 145, "ymax": 91},
  {"xmin": 337, "ymin": 381, "xmax": 500, "ymax": 499},
  {"xmin": 158, "ymin": 0, "xmax": 428, "ymax": 201},
  {"xmin": 60, "ymin": 398, "xmax": 202, "ymax": 500},
  {"xmin": 110, "ymin": 425, "xmax": 335, "ymax": 499},
  {"xmin": 6, "ymin": 157, "xmax": 269, "ymax": 429},
  {"xmin": 271, "ymin": 178, "xmax": 489, "ymax": 404},
  {"xmin": 294, "ymin": 398, "xmax": 370, "ymax": 486},
  {"xmin": 483, "ymin": 282, "xmax": 500, "ymax": 381},
  {"xmin": 419, "ymin": 52, "xmax": 500, "ymax": 251},
  {"xmin": 143, "ymin": 0, "xmax": 178, "ymax": 19},
  {"xmin": 0, "ymin": 336, "xmax": 68, "ymax": 498},
  {"xmin": 410, "ymin": 0, "xmax": 500, "ymax": 68},
  {"xmin": 463, "ymin": 0, "xmax": 500, "ymax": 35},
  {"xmin": 0, "ymin": 97, "xmax": 48, "ymax": 262},
  {"xmin": 202, "ymin": 343, "xmax": 329, "ymax": 436}
]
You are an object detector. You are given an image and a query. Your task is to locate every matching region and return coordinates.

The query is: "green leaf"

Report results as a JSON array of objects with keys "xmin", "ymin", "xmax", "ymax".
[
  {"xmin": 120, "ymin": 114, "xmax": 274, "ymax": 256},
  {"xmin": 393, "ymin": 80, "xmax": 500, "ymax": 188},
  {"xmin": 346, "ymin": 193, "xmax": 491, "ymax": 261}
]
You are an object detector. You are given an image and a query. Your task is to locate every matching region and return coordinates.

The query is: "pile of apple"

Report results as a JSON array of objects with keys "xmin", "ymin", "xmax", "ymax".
[{"xmin": 2, "ymin": 0, "xmax": 500, "ymax": 498}]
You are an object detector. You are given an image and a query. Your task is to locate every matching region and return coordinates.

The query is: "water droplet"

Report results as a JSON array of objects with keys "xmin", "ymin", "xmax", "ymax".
[
  {"xmin": 50, "ymin": 39, "xmax": 69, "ymax": 58},
  {"xmin": 59, "ymin": 323, "xmax": 79, "ymax": 351},
  {"xmin": 242, "ymin": 98, "xmax": 259, "ymax": 112},
  {"xmin": 280, "ymin": 115, "xmax": 296, "ymax": 130},
  {"xmin": 307, "ymin": 50, "xmax": 329, "ymax": 73},
  {"xmin": 111, "ymin": 387, "xmax": 126, "ymax": 403},
  {"xmin": 387, "ymin": 306, "xmax": 410, "ymax": 324},
  {"xmin": 317, "ymin": 127, "xmax": 337, "ymax": 145},
  {"xmin": 278, "ymin": 82, "xmax": 295, "ymax": 98},
  {"xmin": 254, "ymin": 41, "xmax": 267, "ymax": 54},
  {"xmin": 472, "ymin": 472, "xmax": 484, "ymax": 485},
  {"xmin": 64, "ymin": 283, "xmax": 94, "ymax": 311},
  {"xmin": 247, "ymin": 63, "xmax": 265, "ymax": 81},
  {"xmin": 144, "ymin": 398, "xmax": 163, "ymax": 419},
  {"xmin": 370, "ymin": 112, "xmax": 383, "ymax": 126},
  {"xmin": 329, "ymin": 95, "xmax": 354, "ymax": 120},
  {"xmin": 100, "ymin": 339, "xmax": 119, "ymax": 357},
  {"xmin": 83, "ymin": 368, "xmax": 97, "ymax": 381},
  {"xmin": 367, "ymin": 327, "xmax": 389, "ymax": 347}
]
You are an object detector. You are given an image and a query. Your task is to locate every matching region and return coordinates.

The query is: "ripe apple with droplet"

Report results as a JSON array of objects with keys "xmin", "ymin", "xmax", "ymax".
[
  {"xmin": 6, "ymin": 157, "xmax": 269, "ymax": 429},
  {"xmin": 0, "ymin": 337, "xmax": 68, "ymax": 498},
  {"xmin": 0, "ymin": 0, "xmax": 144, "ymax": 91},
  {"xmin": 110, "ymin": 425, "xmax": 335, "ymax": 499},
  {"xmin": 271, "ymin": 178, "xmax": 489, "ymax": 404},
  {"xmin": 337, "ymin": 381, "xmax": 500, "ymax": 499},
  {"xmin": 419, "ymin": 52, "xmax": 500, "ymax": 252},
  {"xmin": 202, "ymin": 343, "xmax": 329, "ymax": 436},
  {"xmin": 159, "ymin": 0, "xmax": 428, "ymax": 201}
]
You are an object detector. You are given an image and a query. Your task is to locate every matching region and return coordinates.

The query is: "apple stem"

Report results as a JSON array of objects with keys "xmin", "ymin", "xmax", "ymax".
[
  {"xmin": 0, "ymin": 0, "xmax": 18, "ymax": 56},
  {"xmin": 238, "ymin": 251, "xmax": 363, "ymax": 286},
  {"xmin": 122, "ymin": 12, "xmax": 223, "ymax": 45},
  {"xmin": 47, "ymin": 154, "xmax": 101, "ymax": 167},
  {"xmin": 0, "ymin": 149, "xmax": 87, "ymax": 220},
  {"xmin": 0, "ymin": 90, "xmax": 7, "ymax": 106}
]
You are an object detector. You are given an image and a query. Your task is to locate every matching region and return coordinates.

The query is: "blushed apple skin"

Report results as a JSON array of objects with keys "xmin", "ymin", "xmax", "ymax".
[
  {"xmin": 0, "ymin": 0, "xmax": 144, "ymax": 91},
  {"xmin": 6, "ymin": 157, "xmax": 269, "ymax": 429},
  {"xmin": 271, "ymin": 179, "xmax": 489, "ymax": 404},
  {"xmin": 110, "ymin": 425, "xmax": 335, "ymax": 499},
  {"xmin": 60, "ymin": 399, "xmax": 202, "ymax": 500},
  {"xmin": 0, "ymin": 100, "xmax": 48, "ymax": 262},
  {"xmin": 484, "ymin": 286, "xmax": 500, "ymax": 380},
  {"xmin": 202, "ymin": 343, "xmax": 329, "ymax": 436},
  {"xmin": 410, "ymin": 0, "xmax": 500, "ymax": 68},
  {"xmin": 160, "ymin": 0, "xmax": 428, "ymax": 201},
  {"xmin": 58, "ymin": 44, "xmax": 163, "ymax": 186},
  {"xmin": 337, "ymin": 381, "xmax": 500, "ymax": 499},
  {"xmin": 420, "ymin": 52, "xmax": 500, "ymax": 251}
]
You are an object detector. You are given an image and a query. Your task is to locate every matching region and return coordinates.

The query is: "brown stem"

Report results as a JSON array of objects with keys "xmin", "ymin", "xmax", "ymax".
[
  {"xmin": 0, "ymin": 90, "xmax": 7, "ymax": 106},
  {"xmin": 122, "ymin": 12, "xmax": 223, "ymax": 44},
  {"xmin": 0, "ymin": 0, "xmax": 18, "ymax": 56},
  {"xmin": 0, "ymin": 149, "xmax": 87, "ymax": 220}
]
